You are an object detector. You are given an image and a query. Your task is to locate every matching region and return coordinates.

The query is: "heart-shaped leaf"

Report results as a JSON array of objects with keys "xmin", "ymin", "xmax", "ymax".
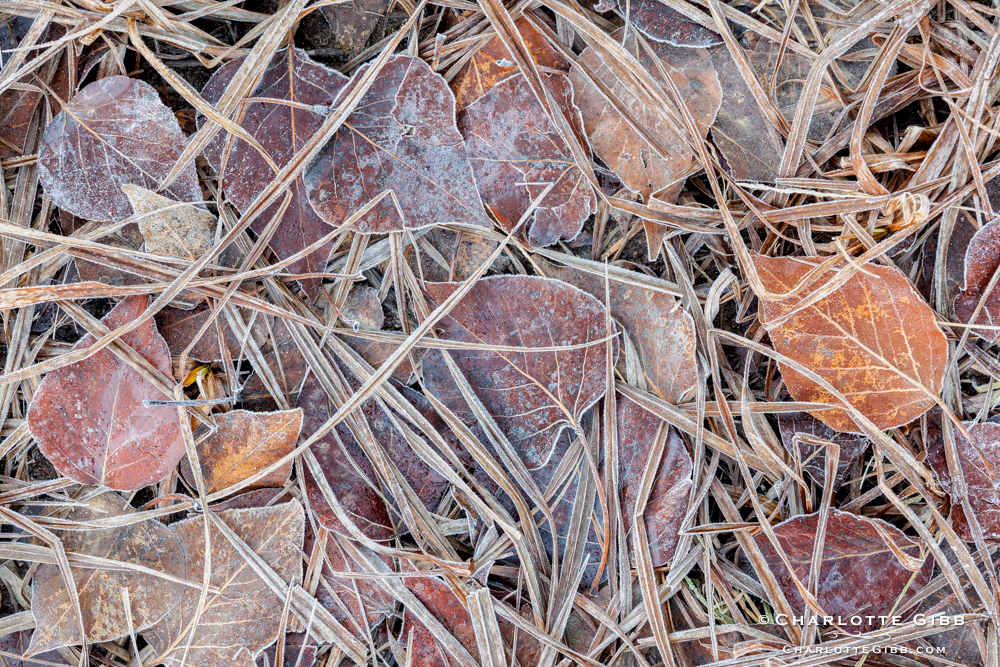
[
  {"xmin": 27, "ymin": 295, "xmax": 186, "ymax": 490},
  {"xmin": 199, "ymin": 47, "xmax": 346, "ymax": 299},
  {"xmin": 29, "ymin": 491, "xmax": 186, "ymax": 654},
  {"xmin": 754, "ymin": 255, "xmax": 947, "ymax": 433},
  {"xmin": 777, "ymin": 412, "xmax": 869, "ymax": 492},
  {"xmin": 143, "ymin": 501, "xmax": 306, "ymax": 667},
  {"xmin": 753, "ymin": 508, "xmax": 932, "ymax": 633},
  {"xmin": 421, "ymin": 275, "xmax": 615, "ymax": 468},
  {"xmin": 38, "ymin": 76, "xmax": 202, "ymax": 222},
  {"xmin": 926, "ymin": 418, "xmax": 1000, "ymax": 542},
  {"xmin": 304, "ymin": 55, "xmax": 490, "ymax": 234}
]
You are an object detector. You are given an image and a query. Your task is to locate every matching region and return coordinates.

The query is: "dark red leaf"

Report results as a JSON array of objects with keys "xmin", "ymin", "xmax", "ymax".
[
  {"xmin": 155, "ymin": 304, "xmax": 270, "ymax": 363},
  {"xmin": 200, "ymin": 47, "xmax": 348, "ymax": 299},
  {"xmin": 926, "ymin": 418, "xmax": 1000, "ymax": 542},
  {"xmin": 0, "ymin": 631, "xmax": 70, "ymax": 667},
  {"xmin": 304, "ymin": 55, "xmax": 490, "ymax": 234},
  {"xmin": 38, "ymin": 76, "xmax": 202, "ymax": 222},
  {"xmin": 594, "ymin": 0, "xmax": 720, "ymax": 47},
  {"xmin": 239, "ymin": 321, "xmax": 311, "ymax": 412},
  {"xmin": 27, "ymin": 295, "xmax": 186, "ymax": 490},
  {"xmin": 954, "ymin": 217, "xmax": 1000, "ymax": 342},
  {"xmin": 259, "ymin": 633, "xmax": 317, "ymax": 667},
  {"xmin": 400, "ymin": 573, "xmax": 479, "ymax": 667},
  {"xmin": 776, "ymin": 412, "xmax": 869, "ymax": 492}
]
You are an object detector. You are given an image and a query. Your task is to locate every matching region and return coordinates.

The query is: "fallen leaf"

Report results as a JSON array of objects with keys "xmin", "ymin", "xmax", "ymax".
[
  {"xmin": 123, "ymin": 185, "xmax": 216, "ymax": 261},
  {"xmin": 144, "ymin": 501, "xmax": 306, "ymax": 667},
  {"xmin": 400, "ymin": 573, "xmax": 479, "ymax": 667},
  {"xmin": 921, "ymin": 212, "xmax": 977, "ymax": 309},
  {"xmin": 776, "ymin": 412, "xmax": 869, "ymax": 492},
  {"xmin": 709, "ymin": 46, "xmax": 784, "ymax": 183},
  {"xmin": 300, "ymin": 0, "xmax": 391, "ymax": 57},
  {"xmin": 540, "ymin": 261, "xmax": 697, "ymax": 403},
  {"xmin": 754, "ymin": 254, "xmax": 947, "ymax": 433},
  {"xmin": 27, "ymin": 295, "xmax": 186, "ymax": 490},
  {"xmin": 570, "ymin": 30, "xmax": 720, "ymax": 204},
  {"xmin": 405, "ymin": 228, "xmax": 499, "ymax": 283},
  {"xmin": 259, "ymin": 633, "xmax": 317, "ymax": 667},
  {"xmin": 617, "ymin": 395, "xmax": 692, "ymax": 567},
  {"xmin": 200, "ymin": 47, "xmax": 348, "ymax": 299},
  {"xmin": 298, "ymin": 374, "xmax": 394, "ymax": 541},
  {"xmin": 421, "ymin": 275, "xmax": 616, "ymax": 468},
  {"xmin": 304, "ymin": 55, "xmax": 491, "ymax": 234},
  {"xmin": 926, "ymin": 418, "xmax": 1000, "ymax": 542},
  {"xmin": 953, "ymin": 217, "xmax": 1000, "ymax": 342},
  {"xmin": 593, "ymin": 0, "xmax": 720, "ymax": 47},
  {"xmin": 452, "ymin": 22, "xmax": 595, "ymax": 246},
  {"xmin": 155, "ymin": 304, "xmax": 270, "ymax": 363},
  {"xmin": 753, "ymin": 508, "xmax": 932, "ymax": 634},
  {"xmin": 180, "ymin": 409, "xmax": 302, "ymax": 494},
  {"xmin": 239, "ymin": 321, "xmax": 311, "ymax": 412},
  {"xmin": 212, "ymin": 487, "xmax": 290, "ymax": 511},
  {"xmin": 340, "ymin": 285, "xmax": 384, "ymax": 331},
  {"xmin": 38, "ymin": 76, "xmax": 202, "ymax": 222},
  {"xmin": 29, "ymin": 491, "xmax": 186, "ymax": 654},
  {"xmin": 0, "ymin": 630, "xmax": 70, "ymax": 667}
]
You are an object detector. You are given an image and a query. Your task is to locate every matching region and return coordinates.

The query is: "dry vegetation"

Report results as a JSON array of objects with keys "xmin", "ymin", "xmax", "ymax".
[{"xmin": 0, "ymin": 0, "xmax": 998, "ymax": 666}]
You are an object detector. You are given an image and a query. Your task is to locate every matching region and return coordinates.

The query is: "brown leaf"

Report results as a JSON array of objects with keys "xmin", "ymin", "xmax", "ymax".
[
  {"xmin": 616, "ymin": 395, "xmax": 692, "ymax": 567},
  {"xmin": 340, "ymin": 285, "xmax": 384, "ymax": 331},
  {"xmin": 301, "ymin": 0, "xmax": 391, "ymax": 57},
  {"xmin": 239, "ymin": 321, "xmax": 311, "ymax": 412},
  {"xmin": 27, "ymin": 295, "xmax": 186, "ymax": 490},
  {"xmin": 954, "ymin": 217, "xmax": 1000, "ymax": 342},
  {"xmin": 421, "ymin": 275, "xmax": 616, "ymax": 467},
  {"xmin": 926, "ymin": 418, "xmax": 1000, "ymax": 542},
  {"xmin": 0, "ymin": 631, "xmax": 70, "ymax": 667},
  {"xmin": 709, "ymin": 46, "xmax": 784, "ymax": 183},
  {"xmin": 570, "ymin": 30, "xmax": 720, "ymax": 202},
  {"xmin": 776, "ymin": 412, "xmax": 869, "ymax": 492},
  {"xmin": 38, "ymin": 76, "xmax": 202, "ymax": 222},
  {"xmin": 180, "ymin": 409, "xmax": 302, "ymax": 494},
  {"xmin": 405, "ymin": 228, "xmax": 499, "ymax": 284},
  {"xmin": 400, "ymin": 574, "xmax": 479, "ymax": 667},
  {"xmin": 753, "ymin": 509, "xmax": 932, "ymax": 634},
  {"xmin": 754, "ymin": 255, "xmax": 947, "ymax": 433},
  {"xmin": 144, "ymin": 501, "xmax": 306, "ymax": 667},
  {"xmin": 29, "ymin": 491, "xmax": 186, "ymax": 654},
  {"xmin": 259, "ymin": 633, "xmax": 317, "ymax": 667},
  {"xmin": 155, "ymin": 304, "xmax": 270, "ymax": 363},
  {"xmin": 593, "ymin": 0, "xmax": 720, "ymax": 47},
  {"xmin": 200, "ymin": 47, "xmax": 348, "ymax": 299},
  {"xmin": 921, "ymin": 212, "xmax": 977, "ymax": 308},
  {"xmin": 304, "ymin": 55, "xmax": 491, "ymax": 234},
  {"xmin": 123, "ymin": 185, "xmax": 216, "ymax": 261},
  {"xmin": 540, "ymin": 261, "xmax": 697, "ymax": 403},
  {"xmin": 298, "ymin": 374, "xmax": 394, "ymax": 541}
]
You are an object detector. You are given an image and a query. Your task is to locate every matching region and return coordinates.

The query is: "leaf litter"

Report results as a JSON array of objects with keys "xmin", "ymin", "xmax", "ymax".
[{"xmin": 2, "ymin": 1, "xmax": 1000, "ymax": 667}]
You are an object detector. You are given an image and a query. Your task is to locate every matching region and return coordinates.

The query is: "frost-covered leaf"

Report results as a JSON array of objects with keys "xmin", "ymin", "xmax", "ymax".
[
  {"xmin": 570, "ymin": 30, "xmax": 720, "ymax": 204},
  {"xmin": 259, "ymin": 633, "xmax": 317, "ymax": 667},
  {"xmin": 954, "ymin": 217, "xmax": 1000, "ymax": 342},
  {"xmin": 0, "ymin": 630, "xmax": 70, "ymax": 667},
  {"xmin": 38, "ymin": 76, "xmax": 202, "ymax": 222},
  {"xmin": 754, "ymin": 255, "xmax": 947, "ymax": 433},
  {"xmin": 27, "ymin": 295, "xmax": 186, "ymax": 490},
  {"xmin": 400, "ymin": 573, "xmax": 479, "ymax": 667},
  {"xmin": 304, "ymin": 55, "xmax": 490, "ymax": 234},
  {"xmin": 541, "ymin": 261, "xmax": 696, "ymax": 403},
  {"xmin": 144, "ymin": 501, "xmax": 306, "ymax": 667},
  {"xmin": 452, "ymin": 21, "xmax": 595, "ymax": 246},
  {"xmin": 180, "ymin": 409, "xmax": 302, "ymax": 494},
  {"xmin": 593, "ymin": 0, "xmax": 720, "ymax": 47},
  {"xmin": 777, "ymin": 412, "xmax": 869, "ymax": 492},
  {"xmin": 753, "ymin": 509, "xmax": 932, "ymax": 634},
  {"xmin": 405, "ymin": 228, "xmax": 499, "ymax": 284},
  {"xmin": 926, "ymin": 418, "xmax": 1000, "ymax": 542},
  {"xmin": 617, "ymin": 395, "xmax": 692, "ymax": 567},
  {"xmin": 421, "ymin": 275, "xmax": 615, "ymax": 468},
  {"xmin": 338, "ymin": 286, "xmax": 416, "ymax": 384},
  {"xmin": 29, "ymin": 491, "xmax": 186, "ymax": 654},
  {"xmin": 155, "ymin": 305, "xmax": 270, "ymax": 363},
  {"xmin": 301, "ymin": 0, "xmax": 391, "ymax": 58},
  {"xmin": 123, "ymin": 185, "xmax": 216, "ymax": 261},
  {"xmin": 200, "ymin": 47, "xmax": 347, "ymax": 300},
  {"xmin": 239, "ymin": 321, "xmax": 311, "ymax": 412}
]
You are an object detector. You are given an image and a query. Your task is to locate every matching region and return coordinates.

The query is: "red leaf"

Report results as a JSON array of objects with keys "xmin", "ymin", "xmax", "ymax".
[
  {"xmin": 954, "ymin": 217, "xmax": 1000, "ymax": 342},
  {"xmin": 200, "ymin": 47, "xmax": 349, "ymax": 299},
  {"xmin": 594, "ymin": 0, "xmax": 720, "ymax": 47},
  {"xmin": 38, "ymin": 76, "xmax": 202, "ymax": 222},
  {"xmin": 155, "ymin": 304, "xmax": 270, "ymax": 363},
  {"xmin": 926, "ymin": 418, "xmax": 1000, "ymax": 542},
  {"xmin": 27, "ymin": 295, "xmax": 185, "ymax": 490},
  {"xmin": 304, "ymin": 56, "xmax": 490, "ymax": 234},
  {"xmin": 776, "ymin": 412, "xmax": 869, "ymax": 492},
  {"xmin": 400, "ymin": 574, "xmax": 479, "ymax": 667}
]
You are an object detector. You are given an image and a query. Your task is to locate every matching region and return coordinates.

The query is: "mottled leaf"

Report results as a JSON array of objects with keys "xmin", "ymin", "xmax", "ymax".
[
  {"xmin": 180, "ymin": 409, "xmax": 302, "ymax": 494},
  {"xmin": 570, "ymin": 30, "xmax": 720, "ymax": 204},
  {"xmin": 616, "ymin": 395, "xmax": 692, "ymax": 567},
  {"xmin": 754, "ymin": 509, "xmax": 931, "ymax": 634},
  {"xmin": 926, "ymin": 418, "xmax": 1000, "ymax": 542},
  {"xmin": 593, "ymin": 0, "xmax": 720, "ymax": 47},
  {"xmin": 200, "ymin": 48, "xmax": 347, "ymax": 299},
  {"xmin": 421, "ymin": 275, "xmax": 615, "ymax": 467},
  {"xmin": 0, "ymin": 630, "xmax": 70, "ymax": 667},
  {"xmin": 29, "ymin": 491, "xmax": 186, "ymax": 654},
  {"xmin": 155, "ymin": 304, "xmax": 270, "ymax": 363},
  {"xmin": 541, "ymin": 261, "xmax": 696, "ymax": 403},
  {"xmin": 123, "ymin": 185, "xmax": 216, "ymax": 261},
  {"xmin": 400, "ymin": 573, "xmax": 479, "ymax": 667},
  {"xmin": 27, "ymin": 295, "xmax": 186, "ymax": 490},
  {"xmin": 777, "ymin": 412, "xmax": 869, "ymax": 492},
  {"xmin": 38, "ymin": 76, "xmax": 202, "ymax": 222},
  {"xmin": 304, "ymin": 55, "xmax": 490, "ymax": 234},
  {"xmin": 754, "ymin": 255, "xmax": 947, "ymax": 433},
  {"xmin": 298, "ymin": 374, "xmax": 394, "ymax": 541},
  {"xmin": 452, "ymin": 21, "xmax": 595, "ymax": 246},
  {"xmin": 144, "ymin": 501, "xmax": 306, "ymax": 667}
]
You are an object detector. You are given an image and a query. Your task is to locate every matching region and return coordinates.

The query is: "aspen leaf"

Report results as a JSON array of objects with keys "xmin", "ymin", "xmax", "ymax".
[
  {"xmin": 0, "ymin": 631, "xmax": 70, "ymax": 667},
  {"xmin": 592, "ymin": 0, "xmax": 720, "ymax": 47},
  {"xmin": 123, "ymin": 185, "xmax": 216, "ymax": 261},
  {"xmin": 926, "ymin": 418, "xmax": 1000, "ymax": 542},
  {"xmin": 777, "ymin": 411, "xmax": 869, "ymax": 492}
]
